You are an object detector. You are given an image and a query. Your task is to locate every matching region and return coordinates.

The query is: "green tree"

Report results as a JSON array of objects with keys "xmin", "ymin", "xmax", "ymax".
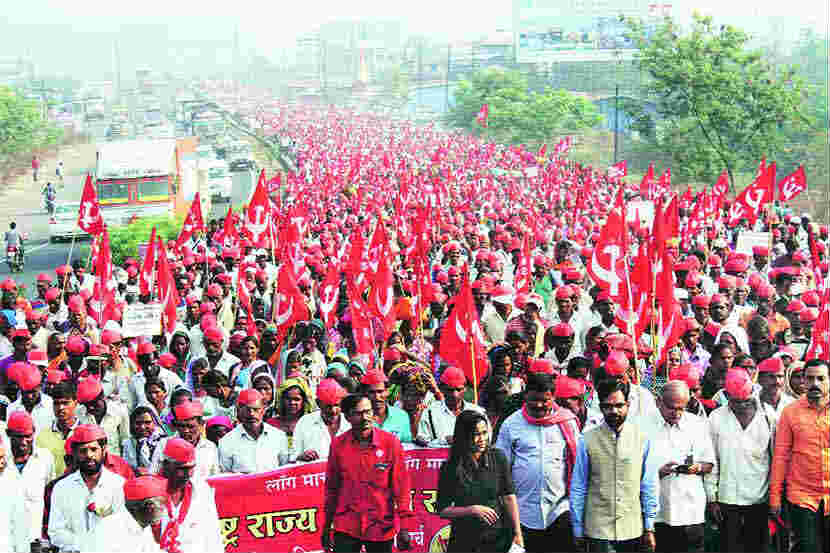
[
  {"xmin": 447, "ymin": 68, "xmax": 603, "ymax": 145},
  {"xmin": 624, "ymin": 14, "xmax": 810, "ymax": 190}
]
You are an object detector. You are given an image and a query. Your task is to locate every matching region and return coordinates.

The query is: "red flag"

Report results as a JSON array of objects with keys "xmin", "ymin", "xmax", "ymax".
[
  {"xmin": 218, "ymin": 205, "xmax": 239, "ymax": 249},
  {"xmin": 347, "ymin": 279, "xmax": 375, "ymax": 356},
  {"xmin": 318, "ymin": 261, "xmax": 341, "ymax": 330},
  {"xmin": 368, "ymin": 247, "xmax": 396, "ymax": 338},
  {"xmin": 272, "ymin": 263, "xmax": 309, "ymax": 340},
  {"xmin": 139, "ymin": 227, "xmax": 158, "ymax": 298},
  {"xmin": 78, "ymin": 175, "xmax": 104, "ymax": 235},
  {"xmin": 439, "ymin": 271, "xmax": 488, "ymax": 387},
  {"xmin": 608, "ymin": 160, "xmax": 627, "ymax": 179},
  {"xmin": 728, "ymin": 161, "xmax": 774, "ymax": 226},
  {"xmin": 586, "ymin": 208, "xmax": 628, "ymax": 304},
  {"xmin": 804, "ymin": 280, "xmax": 830, "ymax": 362},
  {"xmin": 513, "ymin": 233, "xmax": 533, "ymax": 294},
  {"xmin": 244, "ymin": 170, "xmax": 272, "ymax": 248},
  {"xmin": 91, "ymin": 228, "xmax": 116, "ymax": 327},
  {"xmin": 475, "ymin": 104, "xmax": 489, "ymax": 128},
  {"xmin": 176, "ymin": 192, "xmax": 206, "ymax": 249},
  {"xmin": 777, "ymin": 166, "xmax": 807, "ymax": 203},
  {"xmin": 639, "ymin": 163, "xmax": 655, "ymax": 200},
  {"xmin": 155, "ymin": 236, "xmax": 180, "ymax": 334},
  {"xmin": 537, "ymin": 143, "xmax": 547, "ymax": 159}
]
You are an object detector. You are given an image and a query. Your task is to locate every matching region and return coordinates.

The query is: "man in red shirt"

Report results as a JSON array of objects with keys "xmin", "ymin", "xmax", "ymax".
[{"xmin": 323, "ymin": 393, "xmax": 413, "ymax": 552}]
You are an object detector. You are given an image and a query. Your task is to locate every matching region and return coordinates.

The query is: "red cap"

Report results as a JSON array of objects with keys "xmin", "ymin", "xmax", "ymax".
[
  {"xmin": 203, "ymin": 327, "xmax": 224, "ymax": 343},
  {"xmin": 684, "ymin": 271, "xmax": 702, "ymax": 287},
  {"xmin": 555, "ymin": 285, "xmax": 575, "ymax": 300},
  {"xmin": 707, "ymin": 254, "xmax": 722, "ymax": 267},
  {"xmin": 206, "ymin": 415, "xmax": 233, "ymax": 429},
  {"xmin": 317, "ymin": 378, "xmax": 347, "ymax": 405},
  {"xmin": 725, "ymin": 369, "xmax": 753, "ymax": 400},
  {"xmin": 595, "ymin": 291, "xmax": 611, "ymax": 303},
  {"xmin": 669, "ymin": 364, "xmax": 701, "ymax": 390},
  {"xmin": 28, "ymin": 349, "xmax": 48, "ymax": 366},
  {"xmin": 604, "ymin": 350, "xmax": 629, "ymax": 376},
  {"xmin": 158, "ymin": 352, "xmax": 176, "ymax": 368},
  {"xmin": 682, "ymin": 317, "xmax": 701, "ymax": 334},
  {"xmin": 137, "ymin": 342, "xmax": 156, "ymax": 355},
  {"xmin": 799, "ymin": 308, "xmax": 819, "ymax": 323},
  {"xmin": 752, "ymin": 245, "xmax": 770, "ymax": 256},
  {"xmin": 237, "ymin": 388, "xmax": 263, "ymax": 407},
  {"xmin": 67, "ymin": 295, "xmax": 85, "ymax": 313},
  {"xmin": 55, "ymin": 264, "xmax": 72, "ymax": 277},
  {"xmin": 36, "ymin": 272, "xmax": 53, "ymax": 283},
  {"xmin": 383, "ymin": 348, "xmax": 402, "ymax": 362},
  {"xmin": 163, "ymin": 437, "xmax": 196, "ymax": 464},
  {"xmin": 173, "ymin": 401, "xmax": 204, "ymax": 420},
  {"xmin": 724, "ymin": 258, "xmax": 749, "ymax": 273},
  {"xmin": 758, "ymin": 357, "xmax": 785, "ymax": 374},
  {"xmin": 206, "ymin": 284, "xmax": 223, "ymax": 298},
  {"xmin": 124, "ymin": 476, "xmax": 168, "ymax": 501},
  {"xmin": 756, "ymin": 284, "xmax": 776, "ymax": 299},
  {"xmin": 11, "ymin": 328, "xmax": 31, "ymax": 340},
  {"xmin": 47, "ymin": 369, "xmax": 67, "ymax": 384},
  {"xmin": 45, "ymin": 287, "xmax": 61, "ymax": 302},
  {"xmin": 200, "ymin": 302, "xmax": 217, "ymax": 315},
  {"xmin": 440, "ymin": 366, "xmax": 466, "ymax": 387},
  {"xmin": 801, "ymin": 291, "xmax": 820, "ymax": 307},
  {"xmin": 101, "ymin": 329, "xmax": 122, "ymax": 345},
  {"xmin": 554, "ymin": 375, "xmax": 586, "ymax": 398},
  {"xmin": 528, "ymin": 358, "xmax": 555, "ymax": 375},
  {"xmin": 361, "ymin": 369, "xmax": 389, "ymax": 387},
  {"xmin": 551, "ymin": 322, "xmax": 574, "ymax": 337},
  {"xmin": 77, "ymin": 377, "xmax": 103, "ymax": 403},
  {"xmin": 691, "ymin": 294, "xmax": 711, "ymax": 308},
  {"xmin": 7, "ymin": 411, "xmax": 34, "ymax": 435},
  {"xmin": 0, "ymin": 278, "xmax": 17, "ymax": 291},
  {"xmin": 66, "ymin": 336, "xmax": 88, "ymax": 355},
  {"xmin": 17, "ymin": 363, "xmax": 42, "ymax": 391},
  {"xmin": 785, "ymin": 299, "xmax": 806, "ymax": 313},
  {"xmin": 72, "ymin": 424, "xmax": 107, "ymax": 444}
]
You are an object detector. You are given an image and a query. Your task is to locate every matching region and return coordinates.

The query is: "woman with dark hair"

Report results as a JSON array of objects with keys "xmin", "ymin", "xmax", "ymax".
[
  {"xmin": 251, "ymin": 369, "xmax": 280, "ymax": 427},
  {"xmin": 121, "ymin": 405, "xmax": 165, "ymax": 475},
  {"xmin": 273, "ymin": 376, "xmax": 314, "ymax": 448},
  {"xmin": 437, "ymin": 410, "xmax": 524, "ymax": 552}
]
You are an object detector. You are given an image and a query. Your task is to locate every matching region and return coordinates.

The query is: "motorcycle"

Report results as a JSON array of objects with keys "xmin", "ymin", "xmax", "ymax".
[{"xmin": 6, "ymin": 233, "xmax": 27, "ymax": 272}]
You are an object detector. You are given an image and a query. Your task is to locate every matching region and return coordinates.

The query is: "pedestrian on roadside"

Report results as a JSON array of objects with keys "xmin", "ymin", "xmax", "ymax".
[{"xmin": 32, "ymin": 155, "xmax": 39, "ymax": 182}]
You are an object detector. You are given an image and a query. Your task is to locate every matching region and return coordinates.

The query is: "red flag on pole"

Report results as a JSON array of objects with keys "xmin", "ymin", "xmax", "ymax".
[
  {"xmin": 244, "ymin": 170, "xmax": 272, "ymax": 248},
  {"xmin": 318, "ymin": 261, "xmax": 341, "ymax": 330},
  {"xmin": 475, "ymin": 104, "xmax": 489, "ymax": 128},
  {"xmin": 155, "ymin": 236, "xmax": 180, "ymax": 334},
  {"xmin": 439, "ymin": 271, "xmax": 488, "ymax": 387},
  {"xmin": 78, "ymin": 174, "xmax": 104, "ymax": 235},
  {"xmin": 91, "ymin": 228, "xmax": 116, "ymax": 327},
  {"xmin": 139, "ymin": 227, "xmax": 158, "ymax": 298},
  {"xmin": 176, "ymin": 192, "xmax": 206, "ymax": 249},
  {"xmin": 608, "ymin": 160, "xmax": 627, "ymax": 179},
  {"xmin": 777, "ymin": 166, "xmax": 807, "ymax": 203},
  {"xmin": 236, "ymin": 264, "xmax": 258, "ymax": 337}
]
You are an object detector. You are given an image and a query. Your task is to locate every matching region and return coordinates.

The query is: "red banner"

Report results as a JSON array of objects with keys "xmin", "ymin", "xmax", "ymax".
[{"xmin": 208, "ymin": 447, "xmax": 451, "ymax": 553}]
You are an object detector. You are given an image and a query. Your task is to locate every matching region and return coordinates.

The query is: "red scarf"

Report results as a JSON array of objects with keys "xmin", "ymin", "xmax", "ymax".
[
  {"xmin": 152, "ymin": 483, "xmax": 193, "ymax": 553},
  {"xmin": 521, "ymin": 405, "xmax": 579, "ymax": 492}
]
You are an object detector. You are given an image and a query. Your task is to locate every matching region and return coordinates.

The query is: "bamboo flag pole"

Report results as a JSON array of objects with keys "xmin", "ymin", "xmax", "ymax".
[{"xmin": 59, "ymin": 232, "xmax": 79, "ymax": 306}]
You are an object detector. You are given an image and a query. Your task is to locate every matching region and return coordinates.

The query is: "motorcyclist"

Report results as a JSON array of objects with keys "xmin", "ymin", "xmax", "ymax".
[{"xmin": 4, "ymin": 222, "xmax": 24, "ymax": 269}]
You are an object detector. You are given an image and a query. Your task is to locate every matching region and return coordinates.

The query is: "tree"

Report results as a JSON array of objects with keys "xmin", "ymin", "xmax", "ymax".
[
  {"xmin": 446, "ymin": 68, "xmax": 603, "ymax": 145},
  {"xmin": 0, "ymin": 86, "xmax": 64, "ymax": 170},
  {"xmin": 624, "ymin": 14, "xmax": 810, "ymax": 190}
]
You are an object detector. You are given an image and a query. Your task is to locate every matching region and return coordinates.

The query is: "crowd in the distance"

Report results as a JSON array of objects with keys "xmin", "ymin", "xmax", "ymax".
[{"xmin": 0, "ymin": 104, "xmax": 828, "ymax": 553}]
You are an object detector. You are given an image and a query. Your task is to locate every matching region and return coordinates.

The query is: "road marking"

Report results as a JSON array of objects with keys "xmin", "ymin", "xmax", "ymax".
[{"xmin": 0, "ymin": 241, "xmax": 51, "ymax": 263}]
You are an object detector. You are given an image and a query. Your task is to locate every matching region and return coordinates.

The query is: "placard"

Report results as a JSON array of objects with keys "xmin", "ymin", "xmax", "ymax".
[
  {"xmin": 122, "ymin": 303, "xmax": 163, "ymax": 337},
  {"xmin": 735, "ymin": 231, "xmax": 771, "ymax": 255},
  {"xmin": 627, "ymin": 200, "xmax": 655, "ymax": 228}
]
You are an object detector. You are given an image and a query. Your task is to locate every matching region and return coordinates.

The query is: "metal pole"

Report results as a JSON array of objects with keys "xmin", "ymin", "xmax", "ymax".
[{"xmin": 614, "ymin": 84, "xmax": 619, "ymax": 163}]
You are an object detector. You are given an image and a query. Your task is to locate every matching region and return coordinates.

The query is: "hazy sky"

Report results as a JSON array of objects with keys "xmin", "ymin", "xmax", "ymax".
[{"xmin": 1, "ymin": 0, "xmax": 826, "ymax": 77}]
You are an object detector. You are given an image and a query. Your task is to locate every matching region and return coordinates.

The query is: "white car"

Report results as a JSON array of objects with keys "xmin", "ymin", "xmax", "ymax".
[{"xmin": 49, "ymin": 202, "xmax": 90, "ymax": 242}]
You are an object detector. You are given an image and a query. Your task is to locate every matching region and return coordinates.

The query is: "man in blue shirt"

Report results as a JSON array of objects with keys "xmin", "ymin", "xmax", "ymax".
[
  {"xmin": 570, "ymin": 378, "xmax": 659, "ymax": 552},
  {"xmin": 360, "ymin": 369, "xmax": 412, "ymax": 442}
]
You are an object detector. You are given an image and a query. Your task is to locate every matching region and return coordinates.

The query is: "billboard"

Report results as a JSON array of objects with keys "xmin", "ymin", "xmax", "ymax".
[{"xmin": 513, "ymin": 0, "xmax": 662, "ymax": 63}]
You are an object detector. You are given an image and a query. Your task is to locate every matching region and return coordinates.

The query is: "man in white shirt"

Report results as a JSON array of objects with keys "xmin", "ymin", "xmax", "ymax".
[
  {"xmin": 124, "ymin": 342, "xmax": 185, "ymax": 412},
  {"xmin": 218, "ymin": 388, "xmax": 289, "ymax": 473},
  {"xmin": 0, "ymin": 441, "xmax": 29, "ymax": 552},
  {"xmin": 705, "ymin": 369, "xmax": 776, "ymax": 553},
  {"xmin": 5, "ymin": 411, "xmax": 54, "ymax": 545},
  {"xmin": 83, "ymin": 476, "xmax": 166, "ymax": 552},
  {"xmin": 77, "ymin": 377, "xmax": 129, "ymax": 457},
  {"xmin": 649, "ymin": 381, "xmax": 715, "ymax": 553},
  {"xmin": 585, "ymin": 350, "xmax": 659, "ymax": 425},
  {"xmin": 756, "ymin": 357, "xmax": 795, "ymax": 417},
  {"xmin": 494, "ymin": 372, "xmax": 581, "ymax": 553},
  {"xmin": 416, "ymin": 366, "xmax": 487, "ymax": 447},
  {"xmin": 7, "ymin": 361, "xmax": 54, "ymax": 434},
  {"xmin": 150, "ymin": 400, "xmax": 220, "ymax": 483},
  {"xmin": 292, "ymin": 378, "xmax": 350, "ymax": 462},
  {"xmin": 158, "ymin": 438, "xmax": 224, "ymax": 552},
  {"xmin": 49, "ymin": 424, "xmax": 126, "ymax": 551}
]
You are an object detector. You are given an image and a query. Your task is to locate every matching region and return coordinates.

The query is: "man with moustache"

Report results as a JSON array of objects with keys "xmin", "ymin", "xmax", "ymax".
[
  {"xmin": 150, "ymin": 400, "xmax": 220, "ymax": 482},
  {"xmin": 323, "ymin": 393, "xmax": 414, "ymax": 552},
  {"xmin": 769, "ymin": 360, "xmax": 830, "ymax": 553},
  {"xmin": 218, "ymin": 389, "xmax": 289, "ymax": 473},
  {"xmin": 0, "ymin": 440, "xmax": 29, "ymax": 552},
  {"xmin": 757, "ymin": 357, "xmax": 796, "ymax": 417},
  {"xmin": 7, "ymin": 360, "xmax": 54, "ymax": 432},
  {"xmin": 570, "ymin": 379, "xmax": 659, "ymax": 552},
  {"xmin": 292, "ymin": 377, "xmax": 351, "ymax": 462},
  {"xmin": 156, "ymin": 438, "xmax": 223, "ymax": 552},
  {"xmin": 48, "ymin": 424, "xmax": 126, "ymax": 551},
  {"xmin": 4, "ymin": 411, "xmax": 54, "ymax": 546}
]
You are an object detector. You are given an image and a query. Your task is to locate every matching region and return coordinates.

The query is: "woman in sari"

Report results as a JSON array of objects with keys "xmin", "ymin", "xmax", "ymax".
[
  {"xmin": 251, "ymin": 369, "xmax": 280, "ymax": 427},
  {"xmin": 272, "ymin": 376, "xmax": 315, "ymax": 448},
  {"xmin": 230, "ymin": 335, "xmax": 268, "ymax": 391},
  {"xmin": 121, "ymin": 405, "xmax": 165, "ymax": 476}
]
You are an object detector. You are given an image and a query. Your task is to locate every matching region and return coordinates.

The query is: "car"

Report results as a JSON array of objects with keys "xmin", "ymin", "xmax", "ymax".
[
  {"xmin": 49, "ymin": 202, "xmax": 90, "ymax": 242},
  {"xmin": 229, "ymin": 158, "xmax": 257, "ymax": 172}
]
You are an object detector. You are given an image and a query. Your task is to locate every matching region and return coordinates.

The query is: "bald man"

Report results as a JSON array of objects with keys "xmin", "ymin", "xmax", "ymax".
[{"xmin": 649, "ymin": 381, "xmax": 715, "ymax": 553}]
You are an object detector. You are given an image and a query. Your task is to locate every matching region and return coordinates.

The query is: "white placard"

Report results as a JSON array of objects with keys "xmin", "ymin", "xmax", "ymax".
[
  {"xmin": 122, "ymin": 303, "xmax": 163, "ymax": 338},
  {"xmin": 627, "ymin": 200, "xmax": 655, "ymax": 228},
  {"xmin": 735, "ymin": 231, "xmax": 771, "ymax": 255}
]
